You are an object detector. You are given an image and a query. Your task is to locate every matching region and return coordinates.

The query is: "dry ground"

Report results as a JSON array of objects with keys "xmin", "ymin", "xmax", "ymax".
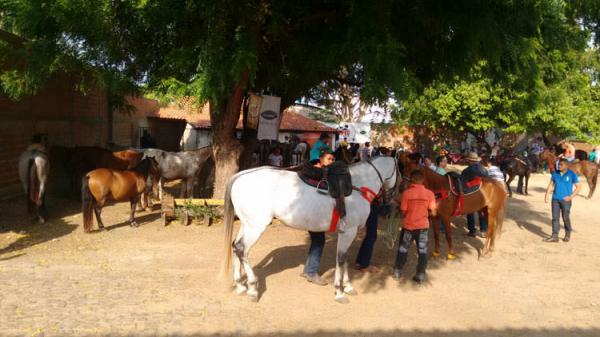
[{"xmin": 1, "ymin": 172, "xmax": 599, "ymax": 337}]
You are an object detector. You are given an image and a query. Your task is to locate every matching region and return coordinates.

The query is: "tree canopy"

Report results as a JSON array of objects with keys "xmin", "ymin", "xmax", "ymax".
[{"xmin": 2, "ymin": 0, "xmax": 599, "ymax": 195}]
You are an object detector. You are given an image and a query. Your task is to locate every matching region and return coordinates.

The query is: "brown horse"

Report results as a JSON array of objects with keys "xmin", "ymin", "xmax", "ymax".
[
  {"xmin": 539, "ymin": 149, "xmax": 598, "ymax": 199},
  {"xmin": 399, "ymin": 158, "xmax": 507, "ymax": 257},
  {"xmin": 69, "ymin": 146, "xmax": 143, "ymax": 195},
  {"xmin": 81, "ymin": 157, "xmax": 159, "ymax": 233}
]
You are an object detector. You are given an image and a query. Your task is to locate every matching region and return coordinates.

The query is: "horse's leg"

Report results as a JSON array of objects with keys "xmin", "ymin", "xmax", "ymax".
[
  {"xmin": 129, "ymin": 198, "xmax": 139, "ymax": 227},
  {"xmin": 589, "ymin": 172, "xmax": 598, "ymax": 199},
  {"xmin": 158, "ymin": 177, "xmax": 164, "ymax": 201},
  {"xmin": 94, "ymin": 206, "xmax": 105, "ymax": 231},
  {"xmin": 179, "ymin": 179, "xmax": 187, "ymax": 198},
  {"xmin": 516, "ymin": 175, "xmax": 523, "ymax": 194},
  {"xmin": 431, "ymin": 215, "xmax": 441, "ymax": 257},
  {"xmin": 232, "ymin": 229, "xmax": 247, "ymax": 295},
  {"xmin": 335, "ymin": 225, "xmax": 358, "ymax": 304},
  {"xmin": 235, "ymin": 220, "xmax": 269, "ymax": 302},
  {"xmin": 484, "ymin": 207, "xmax": 497, "ymax": 254},
  {"xmin": 525, "ymin": 173, "xmax": 530, "ymax": 195},
  {"xmin": 505, "ymin": 174, "xmax": 514, "ymax": 197},
  {"xmin": 187, "ymin": 176, "xmax": 195, "ymax": 198},
  {"xmin": 443, "ymin": 214, "xmax": 456, "ymax": 260}
]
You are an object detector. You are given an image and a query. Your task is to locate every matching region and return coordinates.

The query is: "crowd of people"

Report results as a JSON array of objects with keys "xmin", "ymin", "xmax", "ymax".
[{"xmin": 290, "ymin": 132, "xmax": 587, "ymax": 287}]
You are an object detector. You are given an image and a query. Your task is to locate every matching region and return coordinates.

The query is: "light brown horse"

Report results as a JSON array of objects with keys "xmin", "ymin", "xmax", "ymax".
[
  {"xmin": 539, "ymin": 149, "xmax": 598, "ymax": 199},
  {"xmin": 399, "ymin": 157, "xmax": 507, "ymax": 258},
  {"xmin": 69, "ymin": 146, "xmax": 143, "ymax": 195},
  {"xmin": 81, "ymin": 157, "xmax": 159, "ymax": 233}
]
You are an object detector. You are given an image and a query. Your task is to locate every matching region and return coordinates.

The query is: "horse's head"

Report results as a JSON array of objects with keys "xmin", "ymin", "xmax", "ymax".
[{"xmin": 371, "ymin": 156, "xmax": 401, "ymax": 202}]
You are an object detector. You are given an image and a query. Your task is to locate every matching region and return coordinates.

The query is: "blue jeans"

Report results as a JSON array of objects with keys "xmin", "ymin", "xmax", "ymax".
[
  {"xmin": 467, "ymin": 211, "xmax": 488, "ymax": 233},
  {"xmin": 304, "ymin": 231, "xmax": 325, "ymax": 276},
  {"xmin": 355, "ymin": 204, "xmax": 380, "ymax": 268},
  {"xmin": 551, "ymin": 199, "xmax": 572, "ymax": 236}
]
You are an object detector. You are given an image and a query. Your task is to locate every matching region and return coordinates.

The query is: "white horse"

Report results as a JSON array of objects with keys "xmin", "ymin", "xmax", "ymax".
[
  {"xmin": 18, "ymin": 143, "xmax": 50, "ymax": 223},
  {"xmin": 221, "ymin": 156, "xmax": 398, "ymax": 303}
]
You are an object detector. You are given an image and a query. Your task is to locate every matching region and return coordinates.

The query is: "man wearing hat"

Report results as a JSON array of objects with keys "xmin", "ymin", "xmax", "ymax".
[{"xmin": 461, "ymin": 152, "xmax": 490, "ymax": 237}]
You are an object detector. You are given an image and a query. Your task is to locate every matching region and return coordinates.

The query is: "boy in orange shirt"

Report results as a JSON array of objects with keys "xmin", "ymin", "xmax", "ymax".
[{"xmin": 393, "ymin": 170, "xmax": 437, "ymax": 284}]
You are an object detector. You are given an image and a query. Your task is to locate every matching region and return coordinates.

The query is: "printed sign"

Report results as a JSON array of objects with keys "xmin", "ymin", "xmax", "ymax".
[
  {"xmin": 257, "ymin": 95, "xmax": 281, "ymax": 140},
  {"xmin": 247, "ymin": 94, "xmax": 262, "ymax": 130}
]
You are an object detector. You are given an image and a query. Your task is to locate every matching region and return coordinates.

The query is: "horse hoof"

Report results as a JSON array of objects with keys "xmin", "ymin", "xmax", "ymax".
[
  {"xmin": 431, "ymin": 251, "xmax": 440, "ymax": 258},
  {"xmin": 247, "ymin": 292, "xmax": 259, "ymax": 302},
  {"xmin": 99, "ymin": 227, "xmax": 106, "ymax": 232},
  {"xmin": 335, "ymin": 296, "xmax": 350, "ymax": 304},
  {"xmin": 344, "ymin": 288, "xmax": 358, "ymax": 296},
  {"xmin": 447, "ymin": 253, "xmax": 457, "ymax": 260},
  {"xmin": 235, "ymin": 285, "xmax": 247, "ymax": 295},
  {"xmin": 130, "ymin": 222, "xmax": 139, "ymax": 227},
  {"xmin": 38, "ymin": 217, "xmax": 46, "ymax": 224}
]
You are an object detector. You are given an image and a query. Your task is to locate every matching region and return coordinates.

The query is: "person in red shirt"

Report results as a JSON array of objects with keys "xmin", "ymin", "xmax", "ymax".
[{"xmin": 393, "ymin": 170, "xmax": 437, "ymax": 284}]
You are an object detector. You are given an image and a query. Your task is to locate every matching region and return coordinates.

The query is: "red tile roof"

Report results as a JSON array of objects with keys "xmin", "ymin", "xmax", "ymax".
[{"xmin": 146, "ymin": 103, "xmax": 336, "ymax": 133}]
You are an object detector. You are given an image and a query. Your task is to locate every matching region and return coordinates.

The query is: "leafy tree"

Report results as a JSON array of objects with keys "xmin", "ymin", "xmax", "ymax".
[{"xmin": 2, "ymin": 0, "xmax": 597, "ymax": 196}]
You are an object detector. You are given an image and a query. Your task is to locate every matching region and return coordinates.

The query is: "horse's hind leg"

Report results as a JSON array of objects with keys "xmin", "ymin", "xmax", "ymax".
[
  {"xmin": 232, "ymin": 229, "xmax": 247, "ymax": 295},
  {"xmin": 129, "ymin": 198, "xmax": 139, "ymax": 227},
  {"xmin": 235, "ymin": 220, "xmax": 269, "ymax": 301},
  {"xmin": 505, "ymin": 174, "xmax": 514, "ymax": 197},
  {"xmin": 94, "ymin": 207, "xmax": 105, "ymax": 231},
  {"xmin": 525, "ymin": 173, "xmax": 530, "ymax": 195}
]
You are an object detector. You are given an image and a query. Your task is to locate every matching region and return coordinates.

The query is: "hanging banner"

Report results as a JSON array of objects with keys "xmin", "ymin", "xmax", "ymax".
[
  {"xmin": 257, "ymin": 95, "xmax": 281, "ymax": 140},
  {"xmin": 246, "ymin": 94, "xmax": 262, "ymax": 130}
]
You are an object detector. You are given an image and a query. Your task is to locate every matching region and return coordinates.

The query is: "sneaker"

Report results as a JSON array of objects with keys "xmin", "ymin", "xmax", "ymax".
[
  {"xmin": 392, "ymin": 269, "xmax": 402, "ymax": 280},
  {"xmin": 467, "ymin": 231, "xmax": 477, "ymax": 237},
  {"xmin": 480, "ymin": 231, "xmax": 487, "ymax": 238},
  {"xmin": 413, "ymin": 273, "xmax": 426, "ymax": 284},
  {"xmin": 300, "ymin": 273, "xmax": 328, "ymax": 286},
  {"xmin": 563, "ymin": 232, "xmax": 571, "ymax": 242},
  {"xmin": 544, "ymin": 235, "xmax": 559, "ymax": 243}
]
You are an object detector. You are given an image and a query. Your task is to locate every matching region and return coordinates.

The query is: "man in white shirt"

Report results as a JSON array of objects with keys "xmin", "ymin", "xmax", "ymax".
[{"xmin": 268, "ymin": 147, "xmax": 284, "ymax": 167}]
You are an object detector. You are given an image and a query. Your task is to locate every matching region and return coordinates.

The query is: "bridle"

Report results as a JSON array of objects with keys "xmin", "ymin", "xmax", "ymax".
[{"xmin": 366, "ymin": 157, "xmax": 400, "ymax": 202}]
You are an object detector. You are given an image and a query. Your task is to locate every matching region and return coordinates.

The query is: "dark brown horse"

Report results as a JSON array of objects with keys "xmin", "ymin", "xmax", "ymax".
[
  {"xmin": 539, "ymin": 149, "xmax": 598, "ymax": 199},
  {"xmin": 334, "ymin": 146, "xmax": 353, "ymax": 164},
  {"xmin": 81, "ymin": 157, "xmax": 159, "ymax": 233},
  {"xmin": 399, "ymin": 158, "xmax": 507, "ymax": 258},
  {"xmin": 499, "ymin": 157, "xmax": 530, "ymax": 197}
]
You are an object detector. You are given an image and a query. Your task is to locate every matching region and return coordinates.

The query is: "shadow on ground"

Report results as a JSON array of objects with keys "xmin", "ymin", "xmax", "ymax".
[
  {"xmin": 0, "ymin": 194, "xmax": 79, "ymax": 256},
  {"xmin": 2, "ymin": 327, "xmax": 597, "ymax": 337},
  {"xmin": 251, "ymin": 211, "xmax": 487, "ymax": 297}
]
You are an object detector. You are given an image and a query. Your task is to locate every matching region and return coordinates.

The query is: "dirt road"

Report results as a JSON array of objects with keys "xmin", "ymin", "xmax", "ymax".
[{"xmin": 1, "ymin": 172, "xmax": 599, "ymax": 337}]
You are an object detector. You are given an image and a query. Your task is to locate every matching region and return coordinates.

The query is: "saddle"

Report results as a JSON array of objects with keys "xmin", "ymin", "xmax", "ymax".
[
  {"xmin": 299, "ymin": 160, "xmax": 353, "ymax": 217},
  {"xmin": 434, "ymin": 172, "xmax": 483, "ymax": 216}
]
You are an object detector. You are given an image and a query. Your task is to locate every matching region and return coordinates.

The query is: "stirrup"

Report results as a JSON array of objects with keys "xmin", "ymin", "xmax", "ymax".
[{"xmin": 316, "ymin": 179, "xmax": 329, "ymax": 195}]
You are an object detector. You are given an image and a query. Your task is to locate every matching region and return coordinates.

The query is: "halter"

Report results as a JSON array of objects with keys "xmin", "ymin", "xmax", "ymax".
[{"xmin": 365, "ymin": 158, "xmax": 399, "ymax": 201}]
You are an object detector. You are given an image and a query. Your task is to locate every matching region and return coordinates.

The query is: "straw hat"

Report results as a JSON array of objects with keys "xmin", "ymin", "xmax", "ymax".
[{"xmin": 465, "ymin": 152, "xmax": 482, "ymax": 162}]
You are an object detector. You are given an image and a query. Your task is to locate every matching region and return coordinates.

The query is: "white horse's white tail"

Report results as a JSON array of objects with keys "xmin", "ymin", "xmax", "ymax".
[{"xmin": 220, "ymin": 175, "xmax": 237, "ymax": 282}]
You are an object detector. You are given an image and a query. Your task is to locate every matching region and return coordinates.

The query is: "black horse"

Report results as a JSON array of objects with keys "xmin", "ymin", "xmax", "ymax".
[{"xmin": 500, "ymin": 157, "xmax": 530, "ymax": 197}]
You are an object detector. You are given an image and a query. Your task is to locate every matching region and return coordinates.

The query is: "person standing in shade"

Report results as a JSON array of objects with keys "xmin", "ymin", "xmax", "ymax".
[
  {"xmin": 544, "ymin": 158, "xmax": 582, "ymax": 242},
  {"xmin": 354, "ymin": 197, "xmax": 383, "ymax": 272},
  {"xmin": 393, "ymin": 170, "xmax": 437, "ymax": 284},
  {"xmin": 268, "ymin": 147, "xmax": 283, "ymax": 167},
  {"xmin": 360, "ymin": 142, "xmax": 372, "ymax": 161},
  {"xmin": 309, "ymin": 133, "xmax": 331, "ymax": 161},
  {"xmin": 301, "ymin": 150, "xmax": 335, "ymax": 285}
]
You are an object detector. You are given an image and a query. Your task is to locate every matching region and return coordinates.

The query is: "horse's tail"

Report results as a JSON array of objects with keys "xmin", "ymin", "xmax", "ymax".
[
  {"xmin": 81, "ymin": 175, "xmax": 95, "ymax": 233},
  {"xmin": 26, "ymin": 158, "xmax": 37, "ymax": 205},
  {"xmin": 220, "ymin": 174, "xmax": 237, "ymax": 282},
  {"xmin": 485, "ymin": 182, "xmax": 507, "ymax": 253}
]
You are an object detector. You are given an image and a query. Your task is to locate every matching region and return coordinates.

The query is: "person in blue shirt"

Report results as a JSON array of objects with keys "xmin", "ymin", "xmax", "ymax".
[
  {"xmin": 544, "ymin": 158, "xmax": 582, "ymax": 242},
  {"xmin": 309, "ymin": 133, "xmax": 331, "ymax": 161}
]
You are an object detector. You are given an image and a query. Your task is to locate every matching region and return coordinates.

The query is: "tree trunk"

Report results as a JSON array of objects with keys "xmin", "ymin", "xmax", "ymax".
[
  {"xmin": 210, "ymin": 70, "xmax": 248, "ymax": 199},
  {"xmin": 541, "ymin": 130, "xmax": 552, "ymax": 147},
  {"xmin": 239, "ymin": 94, "xmax": 258, "ymax": 170}
]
